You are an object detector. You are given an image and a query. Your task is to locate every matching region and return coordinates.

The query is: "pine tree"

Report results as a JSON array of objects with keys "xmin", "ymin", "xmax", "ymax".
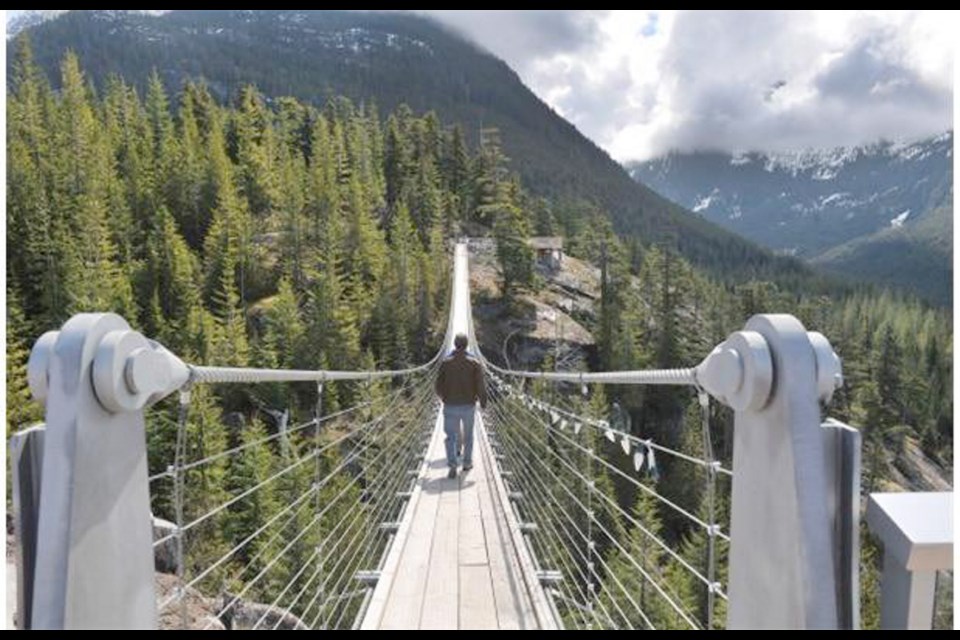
[
  {"xmin": 181, "ymin": 385, "xmax": 232, "ymax": 594},
  {"xmin": 599, "ymin": 486, "xmax": 680, "ymax": 629},
  {"xmin": 7, "ymin": 38, "xmax": 62, "ymax": 330},
  {"xmin": 265, "ymin": 278, "xmax": 306, "ymax": 370},
  {"xmin": 143, "ymin": 69, "xmax": 177, "ymax": 215},
  {"xmin": 875, "ymin": 324, "xmax": 903, "ymax": 430},
  {"xmin": 169, "ymin": 83, "xmax": 209, "ymax": 248},
  {"xmin": 306, "ymin": 114, "xmax": 339, "ymax": 267},
  {"xmin": 141, "ymin": 206, "xmax": 203, "ymax": 351},
  {"xmin": 269, "ymin": 432, "xmax": 320, "ymax": 605},
  {"xmin": 383, "ymin": 114, "xmax": 410, "ymax": 211},
  {"xmin": 278, "ymin": 144, "xmax": 308, "ymax": 289},
  {"xmin": 233, "ymin": 85, "xmax": 280, "ymax": 218},
  {"xmin": 304, "ymin": 256, "xmax": 361, "ymax": 408},
  {"xmin": 668, "ymin": 495, "xmax": 730, "ymax": 630},
  {"xmin": 443, "ymin": 124, "xmax": 470, "ymax": 227},
  {"xmin": 204, "ymin": 152, "xmax": 251, "ymax": 374},
  {"xmin": 532, "ymin": 197, "xmax": 556, "ymax": 236},
  {"xmin": 6, "ymin": 290, "xmax": 44, "ymax": 437},
  {"xmin": 637, "ymin": 246, "xmax": 697, "ymax": 448},
  {"xmin": 493, "ymin": 196, "xmax": 534, "ymax": 299},
  {"xmin": 54, "ymin": 52, "xmax": 137, "ymax": 321},
  {"xmin": 473, "ymin": 127, "xmax": 509, "ymax": 226},
  {"xmin": 370, "ymin": 202, "xmax": 419, "ymax": 367},
  {"xmin": 101, "ymin": 75, "xmax": 148, "ymax": 261},
  {"xmin": 222, "ymin": 417, "xmax": 281, "ymax": 599},
  {"xmin": 340, "ymin": 172, "xmax": 386, "ymax": 304},
  {"xmin": 410, "ymin": 155, "xmax": 443, "ymax": 248}
]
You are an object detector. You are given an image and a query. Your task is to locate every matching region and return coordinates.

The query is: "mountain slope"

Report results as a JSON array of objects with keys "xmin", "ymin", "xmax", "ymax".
[
  {"xmin": 628, "ymin": 134, "xmax": 952, "ymax": 302},
  {"xmin": 811, "ymin": 201, "xmax": 953, "ymax": 305},
  {"xmin": 6, "ymin": 10, "xmax": 68, "ymax": 38},
  {"xmin": 10, "ymin": 9, "xmax": 810, "ymax": 283}
]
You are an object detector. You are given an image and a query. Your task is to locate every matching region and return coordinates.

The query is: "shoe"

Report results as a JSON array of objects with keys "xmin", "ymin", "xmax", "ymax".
[
  {"xmin": 463, "ymin": 463, "xmax": 473, "ymax": 472},
  {"xmin": 448, "ymin": 467, "xmax": 458, "ymax": 479}
]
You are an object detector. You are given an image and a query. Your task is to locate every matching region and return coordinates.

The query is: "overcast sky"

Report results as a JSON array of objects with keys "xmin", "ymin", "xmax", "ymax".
[
  {"xmin": 421, "ymin": 10, "xmax": 954, "ymax": 161},
  {"xmin": 7, "ymin": 10, "xmax": 954, "ymax": 161}
]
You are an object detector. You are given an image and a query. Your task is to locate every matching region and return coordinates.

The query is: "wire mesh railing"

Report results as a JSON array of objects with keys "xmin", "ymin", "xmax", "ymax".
[
  {"xmin": 480, "ymin": 368, "xmax": 731, "ymax": 630},
  {"xmin": 146, "ymin": 357, "xmax": 443, "ymax": 630}
]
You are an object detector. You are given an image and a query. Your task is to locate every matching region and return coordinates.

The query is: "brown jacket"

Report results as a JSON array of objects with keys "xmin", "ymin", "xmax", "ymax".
[{"xmin": 435, "ymin": 351, "xmax": 487, "ymax": 408}]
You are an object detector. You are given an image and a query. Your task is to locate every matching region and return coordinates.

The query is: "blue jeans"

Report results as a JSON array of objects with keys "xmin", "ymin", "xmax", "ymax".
[{"xmin": 443, "ymin": 404, "xmax": 476, "ymax": 468}]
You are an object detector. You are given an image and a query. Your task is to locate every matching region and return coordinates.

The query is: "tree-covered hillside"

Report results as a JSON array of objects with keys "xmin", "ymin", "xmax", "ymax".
[
  {"xmin": 6, "ymin": 40, "xmax": 549, "ymax": 624},
  {"xmin": 6, "ymin": 37, "xmax": 553, "ymax": 427},
  {"xmin": 811, "ymin": 202, "xmax": 953, "ymax": 305},
  {"xmin": 10, "ymin": 9, "xmax": 816, "ymax": 284}
]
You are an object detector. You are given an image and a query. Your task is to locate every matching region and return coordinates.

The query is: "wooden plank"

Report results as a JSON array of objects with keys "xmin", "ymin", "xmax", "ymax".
[
  {"xmin": 378, "ymin": 419, "xmax": 446, "ymax": 629},
  {"xmin": 377, "ymin": 501, "xmax": 438, "ymax": 627},
  {"xmin": 362, "ymin": 413, "xmax": 442, "ymax": 629},
  {"xmin": 459, "ymin": 472, "xmax": 488, "ymax": 567},
  {"xmin": 459, "ymin": 431, "xmax": 489, "ymax": 568},
  {"xmin": 475, "ymin": 414, "xmax": 557, "ymax": 629},
  {"xmin": 476, "ymin": 427, "xmax": 536, "ymax": 630},
  {"xmin": 420, "ymin": 452, "xmax": 460, "ymax": 629},
  {"xmin": 374, "ymin": 408, "xmax": 548, "ymax": 629},
  {"xmin": 459, "ymin": 565, "xmax": 499, "ymax": 629},
  {"xmin": 459, "ymin": 470, "xmax": 482, "ymax": 514}
]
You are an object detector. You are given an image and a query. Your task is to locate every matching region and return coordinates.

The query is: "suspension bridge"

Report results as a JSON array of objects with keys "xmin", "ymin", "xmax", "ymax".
[{"xmin": 10, "ymin": 242, "xmax": 953, "ymax": 630}]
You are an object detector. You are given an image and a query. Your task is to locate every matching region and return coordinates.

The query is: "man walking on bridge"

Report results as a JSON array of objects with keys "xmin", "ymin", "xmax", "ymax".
[{"xmin": 435, "ymin": 334, "xmax": 487, "ymax": 479}]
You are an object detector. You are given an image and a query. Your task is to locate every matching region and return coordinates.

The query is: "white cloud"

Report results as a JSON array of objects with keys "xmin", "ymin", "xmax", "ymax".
[{"xmin": 424, "ymin": 10, "xmax": 954, "ymax": 161}]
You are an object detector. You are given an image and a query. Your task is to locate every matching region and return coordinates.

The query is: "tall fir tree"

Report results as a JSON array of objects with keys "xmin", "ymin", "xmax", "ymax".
[{"xmin": 6, "ymin": 289, "xmax": 44, "ymax": 436}]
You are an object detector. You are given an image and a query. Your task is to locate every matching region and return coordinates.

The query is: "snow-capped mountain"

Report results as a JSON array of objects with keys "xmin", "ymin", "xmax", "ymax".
[{"xmin": 629, "ymin": 132, "xmax": 952, "ymax": 261}]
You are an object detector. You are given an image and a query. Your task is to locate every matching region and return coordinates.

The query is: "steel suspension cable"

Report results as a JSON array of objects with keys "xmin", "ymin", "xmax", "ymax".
[
  {"xmin": 488, "ymin": 402, "xmax": 680, "ymax": 629},
  {"xmin": 484, "ymin": 392, "xmax": 710, "ymax": 624},
  {"xmin": 489, "ymin": 420, "xmax": 641, "ymax": 630},
  {"xmin": 488, "ymin": 382, "xmax": 730, "ymax": 542},
  {"xmin": 254, "ymin": 391, "xmax": 438, "ymax": 629},
  {"xmin": 169, "ymin": 372, "xmax": 438, "ymax": 626}
]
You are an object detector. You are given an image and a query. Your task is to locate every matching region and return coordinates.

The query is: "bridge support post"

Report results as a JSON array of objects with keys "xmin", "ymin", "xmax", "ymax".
[
  {"xmin": 25, "ymin": 313, "xmax": 189, "ymax": 629},
  {"xmin": 10, "ymin": 423, "xmax": 45, "ymax": 629},
  {"xmin": 697, "ymin": 314, "xmax": 850, "ymax": 629}
]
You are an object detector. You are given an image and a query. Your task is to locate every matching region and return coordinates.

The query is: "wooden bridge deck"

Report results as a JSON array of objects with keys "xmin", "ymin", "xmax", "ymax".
[{"xmin": 362, "ymin": 411, "xmax": 541, "ymax": 630}]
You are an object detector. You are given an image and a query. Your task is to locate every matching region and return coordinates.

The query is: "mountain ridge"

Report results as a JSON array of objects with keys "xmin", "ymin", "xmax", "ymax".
[{"xmin": 629, "ymin": 132, "xmax": 953, "ymax": 304}]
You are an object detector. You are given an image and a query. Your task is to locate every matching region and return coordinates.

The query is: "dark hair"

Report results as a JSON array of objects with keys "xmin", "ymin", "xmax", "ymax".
[{"xmin": 454, "ymin": 334, "xmax": 468, "ymax": 350}]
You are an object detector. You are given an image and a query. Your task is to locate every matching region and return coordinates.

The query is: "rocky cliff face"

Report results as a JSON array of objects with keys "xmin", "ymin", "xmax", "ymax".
[{"xmin": 468, "ymin": 239, "xmax": 598, "ymax": 371}]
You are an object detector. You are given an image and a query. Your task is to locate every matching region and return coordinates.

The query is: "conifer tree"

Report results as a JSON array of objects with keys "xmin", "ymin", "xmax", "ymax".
[
  {"xmin": 169, "ymin": 84, "xmax": 209, "ymax": 248},
  {"xmin": 6, "ymin": 290, "xmax": 43, "ymax": 437},
  {"xmin": 222, "ymin": 418, "xmax": 281, "ymax": 599},
  {"xmin": 233, "ymin": 85, "xmax": 280, "ymax": 218},
  {"xmin": 270, "ymin": 432, "xmax": 320, "ymax": 604},
  {"xmin": 55, "ymin": 52, "xmax": 137, "ymax": 320},
  {"xmin": 599, "ymin": 486, "xmax": 679, "ymax": 629},
  {"xmin": 7, "ymin": 39, "xmax": 62, "ymax": 330},
  {"xmin": 493, "ymin": 199, "xmax": 534, "ymax": 299},
  {"xmin": 443, "ymin": 124, "xmax": 471, "ymax": 227},
  {"xmin": 181, "ymin": 385, "xmax": 232, "ymax": 594}
]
